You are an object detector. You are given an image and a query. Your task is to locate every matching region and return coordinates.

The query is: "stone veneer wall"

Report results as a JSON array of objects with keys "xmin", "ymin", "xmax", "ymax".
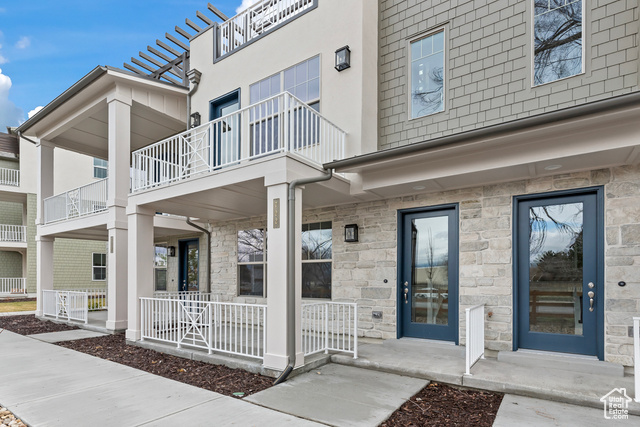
[{"xmin": 206, "ymin": 165, "xmax": 640, "ymax": 366}]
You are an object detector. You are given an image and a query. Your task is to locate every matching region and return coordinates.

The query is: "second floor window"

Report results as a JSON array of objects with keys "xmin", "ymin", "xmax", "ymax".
[
  {"xmin": 533, "ymin": 0, "xmax": 583, "ymax": 85},
  {"xmin": 93, "ymin": 158, "xmax": 108, "ymax": 179},
  {"xmin": 410, "ymin": 30, "xmax": 445, "ymax": 119}
]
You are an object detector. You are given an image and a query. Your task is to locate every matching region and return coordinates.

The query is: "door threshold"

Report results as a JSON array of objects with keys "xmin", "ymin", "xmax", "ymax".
[
  {"xmin": 400, "ymin": 337, "xmax": 456, "ymax": 346},
  {"xmin": 514, "ymin": 349, "xmax": 597, "ymax": 360}
]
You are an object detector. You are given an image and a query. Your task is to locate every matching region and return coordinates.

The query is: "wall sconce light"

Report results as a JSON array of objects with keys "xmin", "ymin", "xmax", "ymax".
[
  {"xmin": 168, "ymin": 246, "xmax": 176, "ymax": 257},
  {"xmin": 335, "ymin": 45, "xmax": 351, "ymax": 71},
  {"xmin": 345, "ymin": 224, "xmax": 358, "ymax": 242},
  {"xmin": 190, "ymin": 112, "xmax": 201, "ymax": 128}
]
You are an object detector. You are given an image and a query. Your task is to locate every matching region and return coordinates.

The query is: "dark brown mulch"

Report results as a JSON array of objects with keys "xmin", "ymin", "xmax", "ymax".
[
  {"xmin": 0, "ymin": 314, "xmax": 79, "ymax": 335},
  {"xmin": 381, "ymin": 382, "xmax": 503, "ymax": 427},
  {"xmin": 0, "ymin": 298, "xmax": 36, "ymax": 303},
  {"xmin": 57, "ymin": 334, "xmax": 273, "ymax": 398}
]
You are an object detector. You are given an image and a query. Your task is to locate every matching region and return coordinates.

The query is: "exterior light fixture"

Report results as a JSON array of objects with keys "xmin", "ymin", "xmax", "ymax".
[
  {"xmin": 345, "ymin": 224, "xmax": 358, "ymax": 242},
  {"xmin": 190, "ymin": 112, "xmax": 201, "ymax": 128},
  {"xmin": 335, "ymin": 45, "xmax": 351, "ymax": 71},
  {"xmin": 168, "ymin": 246, "xmax": 176, "ymax": 257}
]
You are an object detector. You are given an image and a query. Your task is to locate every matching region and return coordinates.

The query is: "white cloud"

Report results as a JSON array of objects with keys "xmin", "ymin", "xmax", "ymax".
[
  {"xmin": 0, "ymin": 54, "xmax": 6, "ymax": 65},
  {"xmin": 15, "ymin": 36, "xmax": 30, "ymax": 49},
  {"xmin": 0, "ymin": 68, "xmax": 24, "ymax": 129},
  {"xmin": 28, "ymin": 106, "xmax": 43, "ymax": 119},
  {"xmin": 236, "ymin": 0, "xmax": 260, "ymax": 13}
]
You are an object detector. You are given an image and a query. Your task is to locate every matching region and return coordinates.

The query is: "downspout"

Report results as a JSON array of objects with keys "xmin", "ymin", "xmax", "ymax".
[
  {"xmin": 186, "ymin": 218, "xmax": 211, "ymax": 293},
  {"xmin": 274, "ymin": 168, "xmax": 333, "ymax": 385},
  {"xmin": 186, "ymin": 69, "xmax": 202, "ymax": 129}
]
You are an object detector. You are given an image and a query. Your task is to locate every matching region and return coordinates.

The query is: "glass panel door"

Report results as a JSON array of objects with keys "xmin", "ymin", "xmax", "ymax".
[
  {"xmin": 179, "ymin": 239, "xmax": 199, "ymax": 292},
  {"xmin": 400, "ymin": 206, "xmax": 458, "ymax": 342},
  {"xmin": 517, "ymin": 193, "xmax": 600, "ymax": 356}
]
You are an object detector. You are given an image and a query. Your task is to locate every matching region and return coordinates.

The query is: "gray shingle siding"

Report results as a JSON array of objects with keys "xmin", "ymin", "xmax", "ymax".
[{"xmin": 378, "ymin": 0, "xmax": 640, "ymax": 150}]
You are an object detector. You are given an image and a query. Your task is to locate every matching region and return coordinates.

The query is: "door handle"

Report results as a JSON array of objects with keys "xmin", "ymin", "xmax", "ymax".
[
  {"xmin": 403, "ymin": 288, "xmax": 408, "ymax": 304},
  {"xmin": 588, "ymin": 290, "xmax": 595, "ymax": 312}
]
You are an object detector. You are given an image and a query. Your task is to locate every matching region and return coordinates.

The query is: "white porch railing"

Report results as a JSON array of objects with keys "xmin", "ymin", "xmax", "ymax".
[
  {"xmin": 0, "ymin": 278, "xmax": 26, "ymax": 294},
  {"xmin": 0, "ymin": 167, "xmax": 19, "ymax": 187},
  {"xmin": 43, "ymin": 178, "xmax": 108, "ymax": 224},
  {"xmin": 465, "ymin": 304, "xmax": 485, "ymax": 375},
  {"xmin": 42, "ymin": 290, "xmax": 88, "ymax": 324},
  {"xmin": 130, "ymin": 92, "xmax": 345, "ymax": 192},
  {"xmin": 634, "ymin": 317, "xmax": 639, "ymax": 402},
  {"xmin": 219, "ymin": 0, "xmax": 315, "ymax": 57},
  {"xmin": 0, "ymin": 224, "xmax": 26, "ymax": 242},
  {"xmin": 302, "ymin": 302, "xmax": 358, "ymax": 358},
  {"xmin": 69, "ymin": 288, "xmax": 108, "ymax": 311},
  {"xmin": 153, "ymin": 291, "xmax": 218, "ymax": 302},
  {"xmin": 140, "ymin": 297, "xmax": 267, "ymax": 360}
]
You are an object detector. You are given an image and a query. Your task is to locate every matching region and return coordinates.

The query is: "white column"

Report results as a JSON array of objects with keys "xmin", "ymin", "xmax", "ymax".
[
  {"xmin": 105, "ymin": 93, "xmax": 132, "ymax": 331},
  {"xmin": 35, "ymin": 236, "xmax": 53, "ymax": 316},
  {"xmin": 125, "ymin": 205, "xmax": 155, "ymax": 341},
  {"xmin": 36, "ymin": 140, "xmax": 54, "ymax": 315},
  {"xmin": 263, "ymin": 183, "xmax": 303, "ymax": 370}
]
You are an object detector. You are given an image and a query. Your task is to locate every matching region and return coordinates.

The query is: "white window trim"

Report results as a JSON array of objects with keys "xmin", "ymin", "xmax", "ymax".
[
  {"xmin": 154, "ymin": 243, "xmax": 168, "ymax": 291},
  {"xmin": 407, "ymin": 27, "xmax": 447, "ymax": 121},
  {"xmin": 93, "ymin": 158, "xmax": 108, "ymax": 179},
  {"xmin": 92, "ymin": 252, "xmax": 107, "ymax": 282},
  {"xmin": 531, "ymin": 0, "xmax": 585, "ymax": 87}
]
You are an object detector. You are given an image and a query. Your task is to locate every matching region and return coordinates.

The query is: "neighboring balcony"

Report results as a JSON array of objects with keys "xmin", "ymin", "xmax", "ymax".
[
  {"xmin": 43, "ymin": 178, "xmax": 108, "ymax": 224},
  {"xmin": 130, "ymin": 92, "xmax": 345, "ymax": 193},
  {"xmin": 217, "ymin": 0, "xmax": 315, "ymax": 59},
  {"xmin": 0, "ymin": 167, "xmax": 20, "ymax": 187},
  {"xmin": 0, "ymin": 224, "xmax": 26, "ymax": 243}
]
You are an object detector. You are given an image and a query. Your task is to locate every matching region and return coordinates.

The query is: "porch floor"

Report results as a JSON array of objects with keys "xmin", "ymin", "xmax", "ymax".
[{"xmin": 331, "ymin": 338, "xmax": 640, "ymax": 415}]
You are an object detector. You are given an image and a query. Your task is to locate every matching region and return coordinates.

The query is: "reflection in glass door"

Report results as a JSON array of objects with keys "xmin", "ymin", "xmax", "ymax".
[
  {"xmin": 179, "ymin": 239, "xmax": 199, "ymax": 292},
  {"xmin": 400, "ymin": 206, "xmax": 458, "ymax": 342},
  {"xmin": 517, "ymin": 192, "xmax": 600, "ymax": 356}
]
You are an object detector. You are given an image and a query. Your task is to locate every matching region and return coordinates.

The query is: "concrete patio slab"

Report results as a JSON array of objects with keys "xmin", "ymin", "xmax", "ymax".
[
  {"xmin": 0, "ymin": 330, "xmax": 319, "ymax": 427},
  {"xmin": 245, "ymin": 363, "xmax": 428, "ymax": 427},
  {"xmin": 0, "ymin": 310, "xmax": 35, "ymax": 316},
  {"xmin": 28, "ymin": 329, "xmax": 108, "ymax": 343},
  {"xmin": 494, "ymin": 394, "xmax": 640, "ymax": 426}
]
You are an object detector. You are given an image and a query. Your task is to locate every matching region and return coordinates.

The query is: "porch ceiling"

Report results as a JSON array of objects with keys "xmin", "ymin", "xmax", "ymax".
[
  {"xmin": 22, "ymin": 68, "xmax": 188, "ymax": 159},
  {"xmin": 131, "ymin": 156, "xmax": 361, "ymax": 222},
  {"xmin": 346, "ymin": 104, "xmax": 640, "ymax": 198}
]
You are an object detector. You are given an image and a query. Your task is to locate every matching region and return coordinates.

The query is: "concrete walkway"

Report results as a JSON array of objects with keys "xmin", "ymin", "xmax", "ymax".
[
  {"xmin": 28, "ymin": 329, "xmax": 107, "ymax": 343},
  {"xmin": 246, "ymin": 364, "xmax": 427, "ymax": 426},
  {"xmin": 0, "ymin": 330, "xmax": 320, "ymax": 426}
]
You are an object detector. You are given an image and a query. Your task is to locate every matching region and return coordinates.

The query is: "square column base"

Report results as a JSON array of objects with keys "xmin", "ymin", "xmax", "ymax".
[{"xmin": 106, "ymin": 320, "xmax": 127, "ymax": 331}]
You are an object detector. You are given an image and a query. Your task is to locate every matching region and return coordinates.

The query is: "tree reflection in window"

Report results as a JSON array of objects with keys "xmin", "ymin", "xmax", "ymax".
[
  {"xmin": 534, "ymin": 0, "xmax": 583, "ymax": 85},
  {"xmin": 301, "ymin": 221, "xmax": 332, "ymax": 299},
  {"xmin": 238, "ymin": 229, "xmax": 266, "ymax": 296},
  {"xmin": 411, "ymin": 30, "xmax": 445, "ymax": 118}
]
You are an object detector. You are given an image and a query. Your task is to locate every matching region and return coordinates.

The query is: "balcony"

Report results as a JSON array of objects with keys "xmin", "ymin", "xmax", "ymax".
[
  {"xmin": 43, "ymin": 178, "xmax": 108, "ymax": 224},
  {"xmin": 0, "ymin": 167, "xmax": 20, "ymax": 187},
  {"xmin": 0, "ymin": 225, "xmax": 26, "ymax": 243},
  {"xmin": 131, "ymin": 92, "xmax": 345, "ymax": 193},
  {"xmin": 217, "ymin": 0, "xmax": 315, "ymax": 59}
]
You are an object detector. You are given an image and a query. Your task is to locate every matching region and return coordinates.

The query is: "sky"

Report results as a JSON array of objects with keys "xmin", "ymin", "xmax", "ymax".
[{"xmin": 0, "ymin": 0, "xmax": 258, "ymax": 130}]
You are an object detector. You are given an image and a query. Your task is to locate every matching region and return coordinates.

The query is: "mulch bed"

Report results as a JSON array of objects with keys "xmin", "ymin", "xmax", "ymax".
[
  {"xmin": 0, "ymin": 314, "xmax": 79, "ymax": 335},
  {"xmin": 57, "ymin": 334, "xmax": 273, "ymax": 398},
  {"xmin": 381, "ymin": 382, "xmax": 503, "ymax": 426}
]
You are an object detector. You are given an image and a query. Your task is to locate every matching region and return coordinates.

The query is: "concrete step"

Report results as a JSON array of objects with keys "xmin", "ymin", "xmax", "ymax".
[{"xmin": 497, "ymin": 350, "xmax": 624, "ymax": 378}]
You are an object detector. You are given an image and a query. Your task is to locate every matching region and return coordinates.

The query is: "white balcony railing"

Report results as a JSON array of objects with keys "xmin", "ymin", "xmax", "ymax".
[
  {"xmin": 140, "ymin": 297, "xmax": 267, "ymax": 360},
  {"xmin": 153, "ymin": 291, "xmax": 218, "ymax": 302},
  {"xmin": 465, "ymin": 304, "xmax": 485, "ymax": 375},
  {"xmin": 131, "ymin": 92, "xmax": 345, "ymax": 192},
  {"xmin": 43, "ymin": 178, "xmax": 108, "ymax": 224},
  {"xmin": 302, "ymin": 302, "xmax": 358, "ymax": 359},
  {"xmin": 0, "ymin": 167, "xmax": 20, "ymax": 187},
  {"xmin": 0, "ymin": 225, "xmax": 26, "ymax": 243},
  {"xmin": 42, "ymin": 290, "xmax": 88, "ymax": 323},
  {"xmin": 0, "ymin": 278, "xmax": 26, "ymax": 294},
  {"xmin": 219, "ymin": 0, "xmax": 315, "ymax": 57}
]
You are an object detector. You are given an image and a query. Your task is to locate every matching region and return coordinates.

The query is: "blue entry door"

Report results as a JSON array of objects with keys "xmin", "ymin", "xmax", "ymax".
[
  {"xmin": 179, "ymin": 239, "xmax": 199, "ymax": 292},
  {"xmin": 400, "ymin": 206, "xmax": 459, "ymax": 342},
  {"xmin": 209, "ymin": 91, "xmax": 240, "ymax": 167},
  {"xmin": 517, "ymin": 192, "xmax": 600, "ymax": 356}
]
